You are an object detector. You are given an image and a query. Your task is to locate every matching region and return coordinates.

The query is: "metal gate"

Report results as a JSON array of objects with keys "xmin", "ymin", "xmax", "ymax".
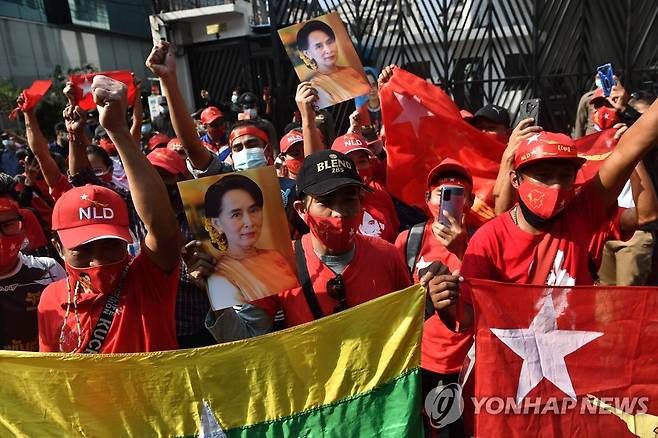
[{"xmin": 268, "ymin": 0, "xmax": 658, "ymax": 134}]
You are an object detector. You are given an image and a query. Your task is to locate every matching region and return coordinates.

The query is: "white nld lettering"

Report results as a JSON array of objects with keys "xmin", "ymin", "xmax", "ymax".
[
  {"xmin": 80, "ymin": 207, "xmax": 92, "ymax": 220},
  {"xmin": 102, "ymin": 208, "xmax": 114, "ymax": 219}
]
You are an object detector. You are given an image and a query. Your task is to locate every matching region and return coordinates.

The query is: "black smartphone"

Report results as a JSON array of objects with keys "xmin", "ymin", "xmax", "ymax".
[{"xmin": 517, "ymin": 98, "xmax": 542, "ymax": 126}]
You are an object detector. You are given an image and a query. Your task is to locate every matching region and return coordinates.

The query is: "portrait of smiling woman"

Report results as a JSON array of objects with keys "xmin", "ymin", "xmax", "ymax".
[
  {"xmin": 203, "ymin": 174, "xmax": 298, "ymax": 309},
  {"xmin": 293, "ymin": 16, "xmax": 370, "ymax": 108}
]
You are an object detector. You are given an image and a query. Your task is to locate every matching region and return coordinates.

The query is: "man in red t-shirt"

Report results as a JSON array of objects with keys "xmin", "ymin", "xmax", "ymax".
[
  {"xmin": 331, "ymin": 132, "xmax": 399, "ymax": 242},
  {"xmin": 428, "ymin": 98, "xmax": 658, "ymax": 329},
  {"xmin": 395, "ymin": 158, "xmax": 473, "ymax": 438},
  {"xmin": 203, "ymin": 150, "xmax": 412, "ymax": 342},
  {"xmin": 37, "ymin": 75, "xmax": 181, "ymax": 353}
]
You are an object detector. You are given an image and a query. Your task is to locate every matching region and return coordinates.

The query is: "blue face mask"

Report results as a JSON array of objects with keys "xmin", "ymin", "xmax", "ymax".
[{"xmin": 233, "ymin": 147, "xmax": 267, "ymax": 171}]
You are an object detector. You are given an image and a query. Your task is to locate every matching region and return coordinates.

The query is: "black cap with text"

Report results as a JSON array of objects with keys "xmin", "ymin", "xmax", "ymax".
[{"xmin": 296, "ymin": 150, "xmax": 373, "ymax": 197}]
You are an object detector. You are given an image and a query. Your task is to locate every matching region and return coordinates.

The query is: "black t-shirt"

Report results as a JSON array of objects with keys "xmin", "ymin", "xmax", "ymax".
[{"xmin": 0, "ymin": 253, "xmax": 65, "ymax": 351}]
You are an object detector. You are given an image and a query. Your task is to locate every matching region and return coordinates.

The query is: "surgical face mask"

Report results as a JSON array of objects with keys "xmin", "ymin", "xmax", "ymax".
[
  {"xmin": 2, "ymin": 139, "xmax": 14, "ymax": 148},
  {"xmin": 232, "ymin": 147, "xmax": 267, "ymax": 171},
  {"xmin": 231, "ymin": 94, "xmax": 238, "ymax": 104}
]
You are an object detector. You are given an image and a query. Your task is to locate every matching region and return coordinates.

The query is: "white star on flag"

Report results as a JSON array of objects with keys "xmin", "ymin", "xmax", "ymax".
[
  {"xmin": 79, "ymin": 78, "xmax": 92, "ymax": 98},
  {"xmin": 392, "ymin": 92, "xmax": 434, "ymax": 138},
  {"xmin": 415, "ymin": 256, "xmax": 432, "ymax": 272},
  {"xmin": 491, "ymin": 295, "xmax": 603, "ymax": 403},
  {"xmin": 526, "ymin": 133, "xmax": 541, "ymax": 144},
  {"xmin": 80, "ymin": 194, "xmax": 89, "ymax": 200}
]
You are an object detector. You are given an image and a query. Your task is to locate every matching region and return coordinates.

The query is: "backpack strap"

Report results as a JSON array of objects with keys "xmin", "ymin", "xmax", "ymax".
[
  {"xmin": 406, "ymin": 221, "xmax": 427, "ymax": 277},
  {"xmin": 295, "ymin": 239, "xmax": 325, "ymax": 320}
]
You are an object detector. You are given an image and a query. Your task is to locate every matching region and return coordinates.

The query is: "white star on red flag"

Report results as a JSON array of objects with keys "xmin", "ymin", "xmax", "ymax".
[
  {"xmin": 79, "ymin": 78, "xmax": 92, "ymax": 98},
  {"xmin": 491, "ymin": 295, "xmax": 603, "ymax": 402},
  {"xmin": 391, "ymin": 92, "xmax": 435, "ymax": 138}
]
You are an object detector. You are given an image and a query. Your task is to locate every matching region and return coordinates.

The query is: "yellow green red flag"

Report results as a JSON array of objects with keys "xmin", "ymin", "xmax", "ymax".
[{"xmin": 0, "ymin": 285, "xmax": 425, "ymax": 437}]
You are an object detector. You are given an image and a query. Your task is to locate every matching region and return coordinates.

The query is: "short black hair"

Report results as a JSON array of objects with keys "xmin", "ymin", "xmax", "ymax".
[
  {"xmin": 205, "ymin": 174, "xmax": 264, "ymax": 218},
  {"xmin": 296, "ymin": 20, "xmax": 335, "ymax": 51},
  {"xmin": 0, "ymin": 173, "xmax": 16, "ymax": 199},
  {"xmin": 630, "ymin": 90, "xmax": 656, "ymax": 106},
  {"xmin": 54, "ymin": 122, "xmax": 66, "ymax": 132},
  {"xmin": 86, "ymin": 145, "xmax": 113, "ymax": 169}
]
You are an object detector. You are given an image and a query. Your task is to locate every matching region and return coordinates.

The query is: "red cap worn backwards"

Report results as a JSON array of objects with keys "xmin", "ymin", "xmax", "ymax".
[
  {"xmin": 427, "ymin": 158, "xmax": 473, "ymax": 189},
  {"xmin": 52, "ymin": 185, "xmax": 132, "ymax": 249},
  {"xmin": 331, "ymin": 133, "xmax": 372, "ymax": 156},
  {"xmin": 514, "ymin": 131, "xmax": 586, "ymax": 171},
  {"xmin": 200, "ymin": 106, "xmax": 224, "ymax": 125},
  {"xmin": 279, "ymin": 130, "xmax": 303, "ymax": 154}
]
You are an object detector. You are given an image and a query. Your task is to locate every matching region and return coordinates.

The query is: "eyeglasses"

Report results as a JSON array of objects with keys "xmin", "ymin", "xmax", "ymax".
[
  {"xmin": 326, "ymin": 274, "xmax": 347, "ymax": 314},
  {"xmin": 0, "ymin": 218, "xmax": 22, "ymax": 236}
]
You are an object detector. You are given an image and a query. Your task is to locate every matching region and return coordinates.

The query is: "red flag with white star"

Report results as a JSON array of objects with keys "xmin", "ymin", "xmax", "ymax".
[
  {"xmin": 8, "ymin": 79, "xmax": 52, "ymax": 119},
  {"xmin": 468, "ymin": 279, "xmax": 658, "ymax": 437},
  {"xmin": 69, "ymin": 70, "xmax": 136, "ymax": 110},
  {"xmin": 575, "ymin": 129, "xmax": 618, "ymax": 184},
  {"xmin": 380, "ymin": 68, "xmax": 507, "ymax": 224}
]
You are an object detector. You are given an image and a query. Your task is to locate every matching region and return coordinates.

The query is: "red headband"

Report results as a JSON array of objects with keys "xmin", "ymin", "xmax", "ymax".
[{"xmin": 229, "ymin": 126, "xmax": 269, "ymax": 145}]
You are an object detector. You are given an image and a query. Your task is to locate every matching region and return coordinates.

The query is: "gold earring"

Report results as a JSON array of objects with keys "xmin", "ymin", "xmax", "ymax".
[
  {"xmin": 299, "ymin": 51, "xmax": 317, "ymax": 71},
  {"xmin": 204, "ymin": 218, "xmax": 228, "ymax": 252}
]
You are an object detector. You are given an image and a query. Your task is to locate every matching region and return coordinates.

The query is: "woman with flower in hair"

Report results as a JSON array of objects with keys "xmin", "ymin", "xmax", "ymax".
[
  {"xmin": 204, "ymin": 174, "xmax": 297, "ymax": 308},
  {"xmin": 296, "ymin": 20, "xmax": 369, "ymax": 108}
]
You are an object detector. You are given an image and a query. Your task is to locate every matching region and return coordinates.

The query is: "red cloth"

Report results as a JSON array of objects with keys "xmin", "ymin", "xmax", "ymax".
[
  {"xmin": 380, "ymin": 68, "xmax": 506, "ymax": 225},
  {"xmin": 254, "ymin": 234, "xmax": 411, "ymax": 327},
  {"xmin": 48, "ymin": 174, "xmax": 74, "ymax": 201},
  {"xmin": 395, "ymin": 222, "xmax": 472, "ymax": 374},
  {"xmin": 37, "ymin": 251, "xmax": 180, "ymax": 353},
  {"xmin": 575, "ymin": 129, "xmax": 618, "ymax": 184},
  {"xmin": 359, "ymin": 181, "xmax": 399, "ymax": 243},
  {"xmin": 461, "ymin": 180, "xmax": 614, "ymax": 294},
  {"xmin": 469, "ymin": 279, "xmax": 658, "ymax": 437},
  {"xmin": 8, "ymin": 80, "xmax": 52, "ymax": 119},
  {"xmin": 68, "ymin": 70, "xmax": 135, "ymax": 111}
]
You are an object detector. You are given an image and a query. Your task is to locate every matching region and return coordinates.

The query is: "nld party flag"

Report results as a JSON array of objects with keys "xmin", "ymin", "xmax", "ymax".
[
  {"xmin": 576, "ymin": 128, "xmax": 619, "ymax": 184},
  {"xmin": 69, "ymin": 70, "xmax": 136, "ymax": 110},
  {"xmin": 0, "ymin": 286, "xmax": 425, "ymax": 436},
  {"xmin": 380, "ymin": 68, "xmax": 507, "ymax": 224},
  {"xmin": 469, "ymin": 279, "xmax": 658, "ymax": 437}
]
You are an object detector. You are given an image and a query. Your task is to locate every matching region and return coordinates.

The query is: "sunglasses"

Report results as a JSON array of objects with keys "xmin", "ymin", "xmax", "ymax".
[{"xmin": 326, "ymin": 274, "xmax": 347, "ymax": 313}]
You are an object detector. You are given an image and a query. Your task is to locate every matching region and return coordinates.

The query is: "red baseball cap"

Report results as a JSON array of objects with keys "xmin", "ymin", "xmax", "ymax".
[
  {"xmin": 279, "ymin": 130, "xmax": 304, "ymax": 154},
  {"xmin": 147, "ymin": 147, "xmax": 188, "ymax": 176},
  {"xmin": 147, "ymin": 133, "xmax": 170, "ymax": 151},
  {"xmin": 427, "ymin": 158, "xmax": 473, "ymax": 189},
  {"xmin": 52, "ymin": 185, "xmax": 132, "ymax": 249},
  {"xmin": 589, "ymin": 88, "xmax": 609, "ymax": 105},
  {"xmin": 200, "ymin": 106, "xmax": 224, "ymax": 125},
  {"xmin": 514, "ymin": 131, "xmax": 586, "ymax": 170},
  {"xmin": 167, "ymin": 137, "xmax": 184, "ymax": 151},
  {"xmin": 331, "ymin": 133, "xmax": 372, "ymax": 156},
  {"xmin": 0, "ymin": 197, "xmax": 19, "ymax": 214}
]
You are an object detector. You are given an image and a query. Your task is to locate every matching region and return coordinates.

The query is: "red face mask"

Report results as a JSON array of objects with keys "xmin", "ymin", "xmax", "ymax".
[
  {"xmin": 517, "ymin": 177, "xmax": 575, "ymax": 220},
  {"xmin": 592, "ymin": 107, "xmax": 619, "ymax": 130},
  {"xmin": 357, "ymin": 166, "xmax": 374, "ymax": 185},
  {"xmin": 66, "ymin": 255, "xmax": 130, "ymax": 295},
  {"xmin": 0, "ymin": 234, "xmax": 24, "ymax": 268},
  {"xmin": 305, "ymin": 212, "xmax": 361, "ymax": 253},
  {"xmin": 285, "ymin": 156, "xmax": 303, "ymax": 175}
]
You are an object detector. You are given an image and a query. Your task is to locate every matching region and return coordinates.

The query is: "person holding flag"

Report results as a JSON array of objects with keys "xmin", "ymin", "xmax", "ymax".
[{"xmin": 428, "ymin": 97, "xmax": 658, "ymax": 329}]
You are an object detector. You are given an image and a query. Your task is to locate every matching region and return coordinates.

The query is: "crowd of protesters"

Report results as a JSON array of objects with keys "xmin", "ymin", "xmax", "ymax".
[{"xmin": 1, "ymin": 39, "xmax": 657, "ymax": 437}]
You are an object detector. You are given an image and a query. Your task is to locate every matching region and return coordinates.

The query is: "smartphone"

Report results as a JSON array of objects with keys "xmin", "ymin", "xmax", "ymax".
[
  {"xmin": 438, "ymin": 185, "xmax": 465, "ymax": 227},
  {"xmin": 597, "ymin": 63, "xmax": 616, "ymax": 97},
  {"xmin": 517, "ymin": 98, "xmax": 541, "ymax": 126}
]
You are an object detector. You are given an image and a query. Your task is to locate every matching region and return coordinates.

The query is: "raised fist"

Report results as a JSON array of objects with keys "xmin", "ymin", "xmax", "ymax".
[
  {"xmin": 145, "ymin": 41, "xmax": 177, "ymax": 79},
  {"xmin": 91, "ymin": 75, "xmax": 128, "ymax": 132},
  {"xmin": 62, "ymin": 105, "xmax": 86, "ymax": 136}
]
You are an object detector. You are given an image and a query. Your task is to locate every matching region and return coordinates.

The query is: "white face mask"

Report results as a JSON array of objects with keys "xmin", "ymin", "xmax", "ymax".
[
  {"xmin": 231, "ymin": 94, "xmax": 238, "ymax": 104},
  {"xmin": 232, "ymin": 147, "xmax": 267, "ymax": 171},
  {"xmin": 2, "ymin": 140, "xmax": 14, "ymax": 148}
]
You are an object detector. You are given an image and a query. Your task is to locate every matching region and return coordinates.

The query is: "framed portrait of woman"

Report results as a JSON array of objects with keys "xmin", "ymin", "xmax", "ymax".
[
  {"xmin": 278, "ymin": 12, "xmax": 370, "ymax": 109},
  {"xmin": 178, "ymin": 166, "xmax": 299, "ymax": 310}
]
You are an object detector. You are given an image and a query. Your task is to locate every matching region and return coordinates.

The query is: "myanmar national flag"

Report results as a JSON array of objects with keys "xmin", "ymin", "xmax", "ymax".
[
  {"xmin": 0, "ymin": 286, "xmax": 424, "ymax": 436},
  {"xmin": 469, "ymin": 279, "xmax": 658, "ymax": 437}
]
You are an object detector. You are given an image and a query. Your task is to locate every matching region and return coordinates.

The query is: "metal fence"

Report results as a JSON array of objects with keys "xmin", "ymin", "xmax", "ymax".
[{"xmin": 267, "ymin": 0, "xmax": 658, "ymax": 135}]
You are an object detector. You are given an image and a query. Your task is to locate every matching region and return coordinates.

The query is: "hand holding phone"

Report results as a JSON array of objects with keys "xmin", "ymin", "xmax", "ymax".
[{"xmin": 516, "ymin": 98, "xmax": 542, "ymax": 127}]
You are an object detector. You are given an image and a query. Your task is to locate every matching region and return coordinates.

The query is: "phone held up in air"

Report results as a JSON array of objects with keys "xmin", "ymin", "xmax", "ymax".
[
  {"xmin": 597, "ymin": 63, "xmax": 616, "ymax": 97},
  {"xmin": 517, "ymin": 98, "xmax": 542, "ymax": 126},
  {"xmin": 438, "ymin": 185, "xmax": 465, "ymax": 227}
]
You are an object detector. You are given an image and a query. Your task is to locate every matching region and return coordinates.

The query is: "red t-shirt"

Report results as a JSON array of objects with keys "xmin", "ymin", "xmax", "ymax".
[
  {"xmin": 254, "ymin": 233, "xmax": 411, "ymax": 327},
  {"xmin": 38, "ymin": 252, "xmax": 180, "ymax": 353},
  {"xmin": 359, "ymin": 181, "xmax": 400, "ymax": 243},
  {"xmin": 395, "ymin": 222, "xmax": 473, "ymax": 374},
  {"xmin": 49, "ymin": 174, "xmax": 74, "ymax": 201},
  {"xmin": 588, "ymin": 207, "xmax": 631, "ymax": 270},
  {"xmin": 19, "ymin": 208, "xmax": 48, "ymax": 251},
  {"xmin": 461, "ymin": 181, "xmax": 615, "ymax": 296}
]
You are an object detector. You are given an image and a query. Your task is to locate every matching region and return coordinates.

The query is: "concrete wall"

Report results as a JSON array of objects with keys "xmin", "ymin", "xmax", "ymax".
[{"xmin": 0, "ymin": 16, "xmax": 152, "ymax": 88}]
